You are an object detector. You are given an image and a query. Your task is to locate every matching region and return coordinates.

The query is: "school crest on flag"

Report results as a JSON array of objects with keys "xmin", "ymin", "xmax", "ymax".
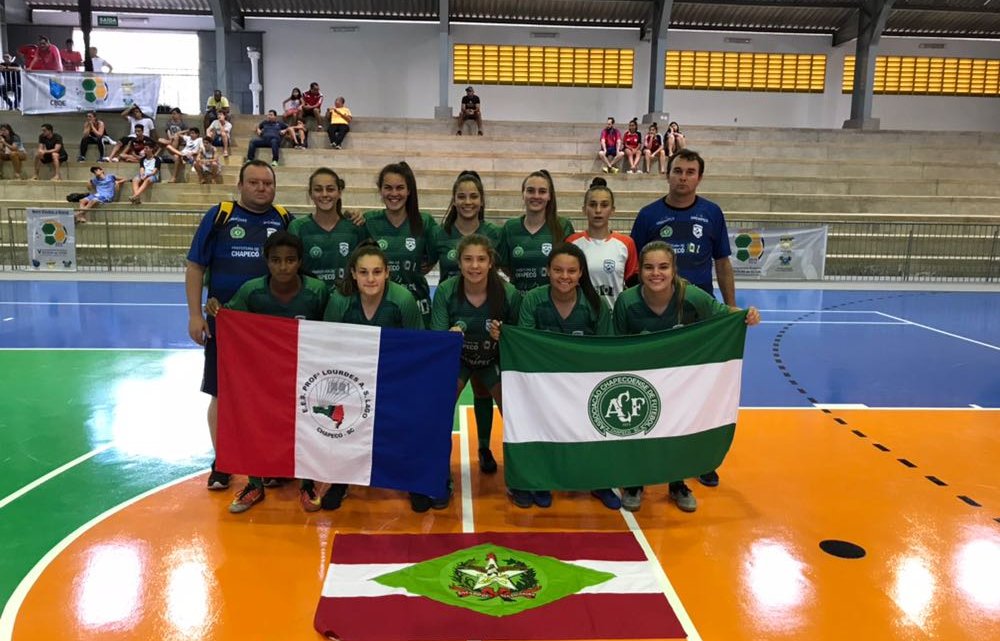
[{"xmin": 314, "ymin": 531, "xmax": 686, "ymax": 640}]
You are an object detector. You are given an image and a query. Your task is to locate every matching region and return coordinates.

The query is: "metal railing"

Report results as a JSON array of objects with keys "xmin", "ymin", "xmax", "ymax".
[{"xmin": 2, "ymin": 208, "xmax": 999, "ymax": 282}]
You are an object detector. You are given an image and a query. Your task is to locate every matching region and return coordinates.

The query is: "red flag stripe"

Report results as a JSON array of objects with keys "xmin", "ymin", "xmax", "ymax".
[
  {"xmin": 329, "ymin": 531, "xmax": 648, "ymax": 563},
  {"xmin": 314, "ymin": 593, "xmax": 685, "ymax": 641},
  {"xmin": 216, "ymin": 310, "xmax": 300, "ymax": 477}
]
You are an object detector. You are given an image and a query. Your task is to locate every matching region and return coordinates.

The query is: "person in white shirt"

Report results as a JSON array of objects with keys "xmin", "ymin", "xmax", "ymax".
[
  {"xmin": 207, "ymin": 112, "xmax": 232, "ymax": 158},
  {"xmin": 163, "ymin": 127, "xmax": 205, "ymax": 182},
  {"xmin": 87, "ymin": 47, "xmax": 112, "ymax": 73}
]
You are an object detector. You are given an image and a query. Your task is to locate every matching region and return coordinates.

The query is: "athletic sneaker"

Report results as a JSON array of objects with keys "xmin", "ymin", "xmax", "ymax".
[
  {"xmin": 591, "ymin": 489, "xmax": 622, "ymax": 510},
  {"xmin": 270, "ymin": 160, "xmax": 279, "ymax": 168},
  {"xmin": 207, "ymin": 461, "xmax": 230, "ymax": 491},
  {"xmin": 602, "ymin": 166, "xmax": 610, "ymax": 174},
  {"xmin": 508, "ymin": 489, "xmax": 533, "ymax": 509},
  {"xmin": 611, "ymin": 167, "xmax": 621, "ymax": 174},
  {"xmin": 299, "ymin": 486, "xmax": 321, "ymax": 512},
  {"xmin": 532, "ymin": 491, "xmax": 553, "ymax": 508},
  {"xmin": 478, "ymin": 448, "xmax": 497, "ymax": 474},
  {"xmin": 262, "ymin": 477, "xmax": 288, "ymax": 488},
  {"xmin": 321, "ymin": 483, "xmax": 347, "ymax": 510},
  {"xmin": 698, "ymin": 470, "xmax": 720, "ymax": 487},
  {"xmin": 76, "ymin": 155, "xmax": 85, "ymax": 162},
  {"xmin": 622, "ymin": 487, "xmax": 643, "ymax": 512},
  {"xmin": 668, "ymin": 481, "xmax": 697, "ymax": 513},
  {"xmin": 99, "ymin": 157, "xmax": 110, "ymax": 162},
  {"xmin": 229, "ymin": 484, "xmax": 264, "ymax": 513},
  {"xmin": 409, "ymin": 493, "xmax": 433, "ymax": 513}
]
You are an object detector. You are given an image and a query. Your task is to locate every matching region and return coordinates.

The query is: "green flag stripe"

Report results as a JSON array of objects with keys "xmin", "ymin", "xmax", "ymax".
[
  {"xmin": 503, "ymin": 424, "xmax": 735, "ymax": 491},
  {"xmin": 501, "ymin": 311, "xmax": 747, "ymax": 374}
]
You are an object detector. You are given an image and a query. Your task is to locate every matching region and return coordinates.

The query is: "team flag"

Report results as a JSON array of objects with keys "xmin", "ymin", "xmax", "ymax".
[
  {"xmin": 501, "ymin": 312, "xmax": 747, "ymax": 490},
  {"xmin": 215, "ymin": 310, "xmax": 462, "ymax": 497},
  {"xmin": 314, "ymin": 531, "xmax": 686, "ymax": 640}
]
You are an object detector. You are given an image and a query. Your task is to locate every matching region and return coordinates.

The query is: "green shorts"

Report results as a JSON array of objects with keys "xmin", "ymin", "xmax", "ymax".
[{"xmin": 459, "ymin": 361, "xmax": 501, "ymax": 390}]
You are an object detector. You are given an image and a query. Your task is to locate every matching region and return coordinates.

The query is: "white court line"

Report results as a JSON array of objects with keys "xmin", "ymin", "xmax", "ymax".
[
  {"xmin": 874, "ymin": 311, "xmax": 1000, "ymax": 351},
  {"xmin": 458, "ymin": 404, "xmax": 474, "ymax": 534},
  {"xmin": 0, "ymin": 301, "xmax": 185, "ymax": 307},
  {"xmin": 761, "ymin": 320, "xmax": 906, "ymax": 325},
  {"xmin": 758, "ymin": 309, "xmax": 883, "ymax": 314},
  {"xmin": 813, "ymin": 403, "xmax": 869, "ymax": 409},
  {"xmin": 970, "ymin": 404, "xmax": 982, "ymax": 409},
  {"xmin": 0, "ymin": 469, "xmax": 206, "ymax": 641},
  {"xmin": 620, "ymin": 510, "xmax": 703, "ymax": 641},
  {"xmin": 0, "ymin": 444, "xmax": 114, "ymax": 511}
]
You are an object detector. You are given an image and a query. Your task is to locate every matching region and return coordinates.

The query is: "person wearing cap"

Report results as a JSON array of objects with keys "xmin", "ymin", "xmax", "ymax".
[{"xmin": 457, "ymin": 86, "xmax": 483, "ymax": 136}]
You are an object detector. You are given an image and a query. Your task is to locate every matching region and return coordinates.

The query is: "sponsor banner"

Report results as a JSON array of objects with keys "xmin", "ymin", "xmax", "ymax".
[
  {"xmin": 26, "ymin": 208, "xmax": 76, "ymax": 271},
  {"xmin": 729, "ymin": 226, "xmax": 828, "ymax": 280},
  {"xmin": 21, "ymin": 71, "xmax": 160, "ymax": 115}
]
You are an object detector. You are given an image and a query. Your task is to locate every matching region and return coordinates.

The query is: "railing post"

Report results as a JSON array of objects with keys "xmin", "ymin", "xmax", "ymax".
[
  {"xmin": 104, "ymin": 216, "xmax": 113, "ymax": 272},
  {"xmin": 4, "ymin": 210, "xmax": 15, "ymax": 271},
  {"xmin": 988, "ymin": 227, "xmax": 999, "ymax": 284},
  {"xmin": 902, "ymin": 226, "xmax": 915, "ymax": 282}
]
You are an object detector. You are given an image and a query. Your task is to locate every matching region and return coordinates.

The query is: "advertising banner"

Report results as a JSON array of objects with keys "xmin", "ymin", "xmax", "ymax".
[
  {"xmin": 729, "ymin": 226, "xmax": 827, "ymax": 280},
  {"xmin": 27, "ymin": 208, "xmax": 76, "ymax": 271},
  {"xmin": 21, "ymin": 71, "xmax": 160, "ymax": 115}
]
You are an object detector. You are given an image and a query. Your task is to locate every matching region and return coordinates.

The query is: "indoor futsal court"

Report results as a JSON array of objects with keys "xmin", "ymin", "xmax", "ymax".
[{"xmin": 0, "ymin": 278, "xmax": 997, "ymax": 641}]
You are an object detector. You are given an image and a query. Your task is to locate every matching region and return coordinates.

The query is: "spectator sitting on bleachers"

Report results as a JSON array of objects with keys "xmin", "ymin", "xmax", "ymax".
[
  {"xmin": 129, "ymin": 150, "xmax": 161, "ymax": 204},
  {"xmin": 108, "ymin": 105, "xmax": 156, "ymax": 161},
  {"xmin": 247, "ymin": 110, "xmax": 288, "ymax": 167},
  {"xmin": 283, "ymin": 88, "xmax": 303, "ymax": 123},
  {"xmin": 623, "ymin": 118, "xmax": 643, "ymax": 174},
  {"xmin": 75, "ymin": 166, "xmax": 127, "ymax": 223},
  {"xmin": 1, "ymin": 53, "xmax": 22, "ymax": 111},
  {"xmin": 0, "ymin": 123, "xmax": 27, "ymax": 179},
  {"xmin": 302, "ymin": 82, "xmax": 324, "ymax": 131},
  {"xmin": 643, "ymin": 122, "xmax": 666, "ymax": 174},
  {"xmin": 159, "ymin": 108, "xmax": 188, "ymax": 148},
  {"xmin": 116, "ymin": 124, "xmax": 156, "ymax": 163},
  {"xmin": 456, "ymin": 86, "xmax": 483, "ymax": 135},
  {"xmin": 204, "ymin": 89, "xmax": 230, "ymax": 130},
  {"xmin": 78, "ymin": 110, "xmax": 108, "ymax": 162},
  {"xmin": 61, "ymin": 39, "xmax": 82, "ymax": 71},
  {"xmin": 26, "ymin": 36, "xmax": 62, "ymax": 71},
  {"xmin": 194, "ymin": 131, "xmax": 222, "ymax": 184},
  {"xmin": 33, "ymin": 123, "xmax": 68, "ymax": 180},
  {"xmin": 284, "ymin": 118, "xmax": 308, "ymax": 149},
  {"xmin": 666, "ymin": 121, "xmax": 686, "ymax": 156},
  {"xmin": 164, "ymin": 128, "xmax": 204, "ymax": 182},
  {"xmin": 325, "ymin": 96, "xmax": 351, "ymax": 149},
  {"xmin": 598, "ymin": 117, "xmax": 624, "ymax": 174},
  {"xmin": 207, "ymin": 111, "xmax": 232, "ymax": 158}
]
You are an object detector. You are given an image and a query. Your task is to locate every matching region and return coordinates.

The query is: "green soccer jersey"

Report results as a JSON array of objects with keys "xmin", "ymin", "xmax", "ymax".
[
  {"xmin": 363, "ymin": 210, "xmax": 439, "ymax": 322},
  {"xmin": 430, "ymin": 221, "xmax": 503, "ymax": 281},
  {"xmin": 323, "ymin": 281, "xmax": 424, "ymax": 329},
  {"xmin": 431, "ymin": 275, "xmax": 521, "ymax": 368},
  {"xmin": 225, "ymin": 275, "xmax": 329, "ymax": 320},
  {"xmin": 287, "ymin": 214, "xmax": 370, "ymax": 286},
  {"xmin": 498, "ymin": 216, "xmax": 575, "ymax": 292},
  {"xmin": 612, "ymin": 283, "xmax": 731, "ymax": 335},
  {"xmin": 518, "ymin": 285, "xmax": 612, "ymax": 336}
]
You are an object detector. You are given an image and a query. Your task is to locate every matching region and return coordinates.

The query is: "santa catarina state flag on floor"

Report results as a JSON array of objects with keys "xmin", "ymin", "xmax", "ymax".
[
  {"xmin": 314, "ymin": 531, "xmax": 686, "ymax": 640},
  {"xmin": 215, "ymin": 309, "xmax": 462, "ymax": 497},
  {"xmin": 501, "ymin": 312, "xmax": 747, "ymax": 491}
]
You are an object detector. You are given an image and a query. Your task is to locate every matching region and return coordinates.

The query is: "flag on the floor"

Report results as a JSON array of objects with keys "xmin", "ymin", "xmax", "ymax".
[
  {"xmin": 314, "ymin": 531, "xmax": 686, "ymax": 641},
  {"xmin": 501, "ymin": 312, "xmax": 747, "ymax": 490},
  {"xmin": 215, "ymin": 309, "xmax": 461, "ymax": 497}
]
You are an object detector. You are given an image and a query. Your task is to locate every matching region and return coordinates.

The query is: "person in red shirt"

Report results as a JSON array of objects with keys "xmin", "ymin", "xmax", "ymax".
[
  {"xmin": 302, "ymin": 82, "xmax": 324, "ymax": 131},
  {"xmin": 61, "ymin": 39, "xmax": 82, "ymax": 71},
  {"xmin": 26, "ymin": 36, "xmax": 63, "ymax": 72},
  {"xmin": 623, "ymin": 118, "xmax": 643, "ymax": 174}
]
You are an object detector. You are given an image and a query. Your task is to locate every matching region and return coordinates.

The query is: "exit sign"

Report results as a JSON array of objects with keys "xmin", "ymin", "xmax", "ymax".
[{"xmin": 97, "ymin": 15, "xmax": 118, "ymax": 27}]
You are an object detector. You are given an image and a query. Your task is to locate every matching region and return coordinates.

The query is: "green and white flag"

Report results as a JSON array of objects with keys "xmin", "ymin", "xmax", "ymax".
[{"xmin": 500, "ymin": 312, "xmax": 747, "ymax": 490}]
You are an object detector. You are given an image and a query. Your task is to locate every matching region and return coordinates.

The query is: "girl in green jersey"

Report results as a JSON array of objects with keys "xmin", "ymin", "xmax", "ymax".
[
  {"xmin": 431, "ymin": 234, "xmax": 521, "ymax": 475},
  {"xmin": 205, "ymin": 231, "xmax": 330, "ymax": 515},
  {"xmin": 322, "ymin": 241, "xmax": 443, "ymax": 513},
  {"xmin": 612, "ymin": 241, "xmax": 760, "ymax": 514},
  {"xmin": 288, "ymin": 167, "xmax": 370, "ymax": 288},
  {"xmin": 431, "ymin": 171, "xmax": 504, "ymax": 473},
  {"xmin": 363, "ymin": 162, "xmax": 438, "ymax": 326},
  {"xmin": 510, "ymin": 243, "xmax": 618, "ymax": 511},
  {"xmin": 498, "ymin": 169, "xmax": 575, "ymax": 292}
]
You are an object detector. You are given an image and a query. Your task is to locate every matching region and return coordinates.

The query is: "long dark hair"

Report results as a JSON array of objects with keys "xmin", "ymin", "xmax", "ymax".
[
  {"xmin": 308, "ymin": 167, "xmax": 345, "ymax": 217},
  {"xmin": 338, "ymin": 240, "xmax": 389, "ymax": 297},
  {"xmin": 377, "ymin": 161, "xmax": 423, "ymax": 236},
  {"xmin": 289, "ymin": 87, "xmax": 302, "ymax": 101},
  {"xmin": 0, "ymin": 123, "xmax": 16, "ymax": 141},
  {"xmin": 455, "ymin": 234, "xmax": 506, "ymax": 319},
  {"xmin": 548, "ymin": 243, "xmax": 602, "ymax": 316},
  {"xmin": 443, "ymin": 170, "xmax": 485, "ymax": 234},
  {"xmin": 521, "ymin": 169, "xmax": 563, "ymax": 246},
  {"xmin": 639, "ymin": 241, "xmax": 687, "ymax": 323}
]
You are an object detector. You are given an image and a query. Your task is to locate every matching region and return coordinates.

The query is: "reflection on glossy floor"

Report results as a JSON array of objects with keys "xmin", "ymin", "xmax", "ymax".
[{"xmin": 1, "ymin": 283, "xmax": 998, "ymax": 641}]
